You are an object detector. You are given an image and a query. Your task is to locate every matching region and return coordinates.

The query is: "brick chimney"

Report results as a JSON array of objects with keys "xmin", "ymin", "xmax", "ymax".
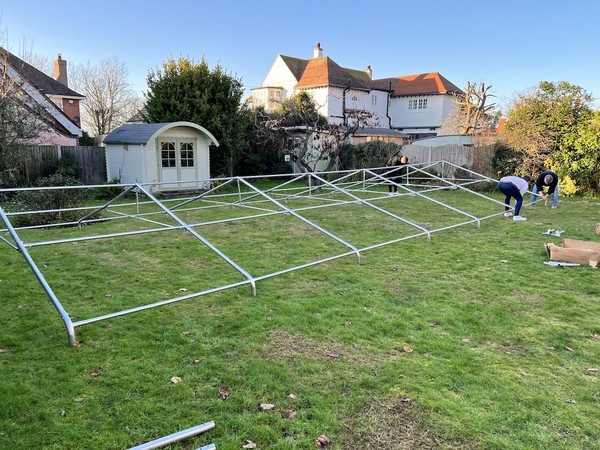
[
  {"xmin": 313, "ymin": 42, "xmax": 323, "ymax": 58},
  {"xmin": 54, "ymin": 54, "xmax": 68, "ymax": 87}
]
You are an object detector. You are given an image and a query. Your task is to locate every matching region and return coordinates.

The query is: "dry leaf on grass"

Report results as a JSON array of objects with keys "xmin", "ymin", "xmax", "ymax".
[
  {"xmin": 462, "ymin": 339, "xmax": 471, "ymax": 343},
  {"xmin": 326, "ymin": 352, "xmax": 339, "ymax": 358},
  {"xmin": 72, "ymin": 341, "xmax": 81, "ymax": 347},
  {"xmin": 179, "ymin": 288, "xmax": 188, "ymax": 292},
  {"xmin": 402, "ymin": 346, "xmax": 413, "ymax": 353},
  {"xmin": 219, "ymin": 386, "xmax": 230, "ymax": 399},
  {"xmin": 89, "ymin": 370, "xmax": 102, "ymax": 377},
  {"xmin": 170, "ymin": 376, "xmax": 182, "ymax": 384},
  {"xmin": 242, "ymin": 441, "xmax": 257, "ymax": 449},
  {"xmin": 288, "ymin": 393, "xmax": 298, "ymax": 399},
  {"xmin": 0, "ymin": 349, "xmax": 7, "ymax": 354},
  {"xmin": 587, "ymin": 368, "xmax": 598, "ymax": 372},
  {"xmin": 564, "ymin": 346, "xmax": 575, "ymax": 352},
  {"xmin": 344, "ymin": 321, "xmax": 352, "ymax": 326},
  {"xmin": 192, "ymin": 359, "xmax": 200, "ymax": 365},
  {"xmin": 566, "ymin": 399, "xmax": 577, "ymax": 403},
  {"xmin": 593, "ymin": 334, "xmax": 600, "ymax": 340},
  {"xmin": 316, "ymin": 435, "xmax": 330, "ymax": 449},
  {"xmin": 259, "ymin": 403, "xmax": 275, "ymax": 411},
  {"xmin": 282, "ymin": 409, "xmax": 296, "ymax": 419},
  {"xmin": 428, "ymin": 321, "xmax": 439, "ymax": 327}
]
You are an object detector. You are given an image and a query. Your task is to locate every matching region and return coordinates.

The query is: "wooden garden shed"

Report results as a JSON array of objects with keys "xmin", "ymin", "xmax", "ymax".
[{"xmin": 103, "ymin": 122, "xmax": 219, "ymax": 191}]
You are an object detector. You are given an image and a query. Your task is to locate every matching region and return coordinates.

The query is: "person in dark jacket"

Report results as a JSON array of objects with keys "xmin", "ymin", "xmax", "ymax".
[
  {"xmin": 530, "ymin": 170, "xmax": 559, "ymax": 208},
  {"xmin": 385, "ymin": 155, "xmax": 407, "ymax": 195}
]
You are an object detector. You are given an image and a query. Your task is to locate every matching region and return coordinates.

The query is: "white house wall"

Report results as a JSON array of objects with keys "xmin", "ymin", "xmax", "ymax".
[
  {"xmin": 390, "ymin": 94, "xmax": 450, "ymax": 132},
  {"xmin": 106, "ymin": 144, "xmax": 145, "ymax": 184},
  {"xmin": 317, "ymin": 88, "xmax": 387, "ymax": 126},
  {"xmin": 260, "ymin": 55, "xmax": 298, "ymax": 100}
]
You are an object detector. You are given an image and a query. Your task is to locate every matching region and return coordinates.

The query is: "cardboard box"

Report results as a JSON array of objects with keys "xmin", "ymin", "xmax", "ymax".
[{"xmin": 545, "ymin": 239, "xmax": 600, "ymax": 267}]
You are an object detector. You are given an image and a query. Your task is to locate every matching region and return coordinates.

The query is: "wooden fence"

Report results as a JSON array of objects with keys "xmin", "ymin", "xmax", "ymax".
[
  {"xmin": 18, "ymin": 145, "xmax": 107, "ymax": 186},
  {"xmin": 402, "ymin": 143, "xmax": 496, "ymax": 178}
]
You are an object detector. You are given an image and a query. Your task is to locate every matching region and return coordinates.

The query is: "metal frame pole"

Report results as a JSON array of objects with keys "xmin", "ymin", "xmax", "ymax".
[
  {"xmin": 364, "ymin": 169, "xmax": 482, "ymax": 229},
  {"xmin": 136, "ymin": 184, "xmax": 257, "ymax": 296},
  {"xmin": 0, "ymin": 207, "xmax": 77, "ymax": 345},
  {"xmin": 309, "ymin": 172, "xmax": 433, "ymax": 242},
  {"xmin": 128, "ymin": 421, "xmax": 215, "ymax": 450},
  {"xmin": 236, "ymin": 177, "xmax": 362, "ymax": 263}
]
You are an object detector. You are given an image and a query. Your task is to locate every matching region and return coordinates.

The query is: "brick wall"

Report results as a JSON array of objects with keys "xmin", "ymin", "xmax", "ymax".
[{"xmin": 61, "ymin": 98, "xmax": 81, "ymax": 125}]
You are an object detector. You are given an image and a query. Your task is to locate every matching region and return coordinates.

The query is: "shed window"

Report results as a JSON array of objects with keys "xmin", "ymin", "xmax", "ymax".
[
  {"xmin": 180, "ymin": 142, "xmax": 195, "ymax": 167},
  {"xmin": 161, "ymin": 142, "xmax": 176, "ymax": 167}
]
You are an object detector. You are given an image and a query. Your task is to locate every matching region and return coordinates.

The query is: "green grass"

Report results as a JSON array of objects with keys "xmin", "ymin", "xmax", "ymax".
[{"xmin": 1, "ymin": 188, "xmax": 599, "ymax": 449}]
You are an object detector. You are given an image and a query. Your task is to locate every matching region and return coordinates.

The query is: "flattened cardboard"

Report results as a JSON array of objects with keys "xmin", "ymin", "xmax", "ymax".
[{"xmin": 545, "ymin": 239, "xmax": 600, "ymax": 267}]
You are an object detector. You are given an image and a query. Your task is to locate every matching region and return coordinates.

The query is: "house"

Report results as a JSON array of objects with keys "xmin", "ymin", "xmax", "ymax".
[
  {"xmin": 0, "ymin": 48, "xmax": 84, "ymax": 145},
  {"xmin": 251, "ymin": 43, "xmax": 463, "ymax": 141},
  {"xmin": 103, "ymin": 122, "xmax": 218, "ymax": 191}
]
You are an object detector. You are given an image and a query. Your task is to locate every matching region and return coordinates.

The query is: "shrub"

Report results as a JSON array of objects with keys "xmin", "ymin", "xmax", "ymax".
[
  {"xmin": 559, "ymin": 175, "xmax": 578, "ymax": 197},
  {"xmin": 9, "ymin": 174, "xmax": 90, "ymax": 227},
  {"xmin": 340, "ymin": 141, "xmax": 402, "ymax": 170},
  {"xmin": 89, "ymin": 178, "xmax": 129, "ymax": 201}
]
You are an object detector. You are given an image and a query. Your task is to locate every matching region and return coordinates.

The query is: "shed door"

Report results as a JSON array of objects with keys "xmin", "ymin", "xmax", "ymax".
[{"xmin": 159, "ymin": 140, "xmax": 198, "ymax": 189}]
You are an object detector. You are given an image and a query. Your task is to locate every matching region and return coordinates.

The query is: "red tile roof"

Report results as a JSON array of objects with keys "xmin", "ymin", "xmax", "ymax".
[
  {"xmin": 293, "ymin": 56, "xmax": 370, "ymax": 90},
  {"xmin": 276, "ymin": 53, "xmax": 461, "ymax": 97},
  {"xmin": 369, "ymin": 72, "xmax": 462, "ymax": 96}
]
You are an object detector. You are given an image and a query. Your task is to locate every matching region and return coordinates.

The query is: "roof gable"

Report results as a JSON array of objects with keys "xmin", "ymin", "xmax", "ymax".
[
  {"xmin": 294, "ymin": 56, "xmax": 369, "ymax": 90},
  {"xmin": 0, "ymin": 48, "xmax": 84, "ymax": 98},
  {"xmin": 370, "ymin": 72, "xmax": 462, "ymax": 96},
  {"xmin": 104, "ymin": 122, "xmax": 219, "ymax": 146},
  {"xmin": 0, "ymin": 49, "xmax": 82, "ymax": 137},
  {"xmin": 279, "ymin": 55, "xmax": 309, "ymax": 82}
]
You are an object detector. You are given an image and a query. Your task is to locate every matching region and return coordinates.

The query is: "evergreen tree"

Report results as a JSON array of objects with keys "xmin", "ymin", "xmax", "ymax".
[{"xmin": 143, "ymin": 56, "xmax": 247, "ymax": 176}]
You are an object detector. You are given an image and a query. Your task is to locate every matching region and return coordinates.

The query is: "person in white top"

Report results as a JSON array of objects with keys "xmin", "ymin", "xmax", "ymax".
[{"xmin": 498, "ymin": 175, "xmax": 531, "ymax": 221}]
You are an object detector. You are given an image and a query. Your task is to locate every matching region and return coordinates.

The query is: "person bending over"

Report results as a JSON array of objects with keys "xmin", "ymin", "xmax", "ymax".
[
  {"xmin": 498, "ymin": 175, "xmax": 530, "ymax": 221},
  {"xmin": 530, "ymin": 170, "xmax": 559, "ymax": 208}
]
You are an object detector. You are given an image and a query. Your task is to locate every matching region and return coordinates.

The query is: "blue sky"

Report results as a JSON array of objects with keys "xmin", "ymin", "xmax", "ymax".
[{"xmin": 2, "ymin": 0, "xmax": 599, "ymax": 113}]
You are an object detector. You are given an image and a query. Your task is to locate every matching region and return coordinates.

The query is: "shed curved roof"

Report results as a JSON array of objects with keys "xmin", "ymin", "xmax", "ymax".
[{"xmin": 103, "ymin": 122, "xmax": 219, "ymax": 146}]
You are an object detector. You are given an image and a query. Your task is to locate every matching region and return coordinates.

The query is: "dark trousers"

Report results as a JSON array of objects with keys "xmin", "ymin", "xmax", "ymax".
[{"xmin": 498, "ymin": 181, "xmax": 523, "ymax": 216}]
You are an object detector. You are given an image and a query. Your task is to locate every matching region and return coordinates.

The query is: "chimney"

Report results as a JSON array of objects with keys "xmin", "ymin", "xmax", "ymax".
[
  {"xmin": 365, "ymin": 65, "xmax": 373, "ymax": 79},
  {"xmin": 54, "ymin": 54, "xmax": 68, "ymax": 87},
  {"xmin": 314, "ymin": 42, "xmax": 323, "ymax": 58}
]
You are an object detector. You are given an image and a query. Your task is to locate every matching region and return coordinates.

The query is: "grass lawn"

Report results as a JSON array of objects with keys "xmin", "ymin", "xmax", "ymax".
[{"xmin": 0, "ymin": 186, "xmax": 599, "ymax": 449}]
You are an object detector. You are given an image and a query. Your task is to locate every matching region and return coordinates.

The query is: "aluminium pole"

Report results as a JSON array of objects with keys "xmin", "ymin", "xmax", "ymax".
[{"xmin": 0, "ymin": 206, "xmax": 76, "ymax": 345}]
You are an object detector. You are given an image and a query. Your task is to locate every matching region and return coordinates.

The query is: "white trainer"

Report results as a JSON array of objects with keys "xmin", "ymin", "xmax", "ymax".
[
  {"xmin": 503, "ymin": 212, "xmax": 513, "ymax": 217},
  {"xmin": 513, "ymin": 215, "xmax": 527, "ymax": 221}
]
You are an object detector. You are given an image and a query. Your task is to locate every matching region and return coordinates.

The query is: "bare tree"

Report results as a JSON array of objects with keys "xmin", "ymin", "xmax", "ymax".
[
  {"xmin": 443, "ymin": 81, "xmax": 497, "ymax": 135},
  {"xmin": 17, "ymin": 37, "xmax": 53, "ymax": 76},
  {"xmin": 257, "ymin": 92, "xmax": 378, "ymax": 174},
  {"xmin": 0, "ymin": 51, "xmax": 51, "ymax": 185},
  {"xmin": 70, "ymin": 57, "xmax": 143, "ymax": 137}
]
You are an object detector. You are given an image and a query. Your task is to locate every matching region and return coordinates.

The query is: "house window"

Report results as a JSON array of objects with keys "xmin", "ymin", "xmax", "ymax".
[
  {"xmin": 371, "ymin": 95, "xmax": 377, "ymax": 106},
  {"xmin": 408, "ymin": 98, "xmax": 428, "ymax": 110},
  {"xmin": 180, "ymin": 142, "xmax": 194, "ymax": 167},
  {"xmin": 351, "ymin": 94, "xmax": 358, "ymax": 102},
  {"xmin": 161, "ymin": 142, "xmax": 176, "ymax": 167}
]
